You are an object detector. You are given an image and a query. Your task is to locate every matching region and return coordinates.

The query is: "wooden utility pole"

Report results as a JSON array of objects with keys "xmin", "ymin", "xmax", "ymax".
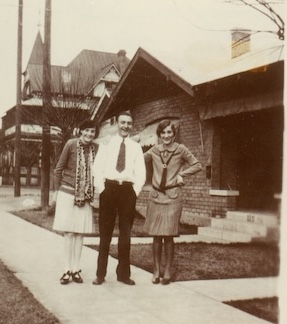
[
  {"xmin": 41, "ymin": 0, "xmax": 52, "ymax": 208},
  {"xmin": 14, "ymin": 0, "xmax": 23, "ymax": 197}
]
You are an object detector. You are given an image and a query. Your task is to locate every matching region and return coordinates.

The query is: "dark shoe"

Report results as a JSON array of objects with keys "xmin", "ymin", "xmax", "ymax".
[
  {"xmin": 60, "ymin": 271, "xmax": 71, "ymax": 285},
  {"xmin": 152, "ymin": 277, "xmax": 160, "ymax": 284},
  {"xmin": 92, "ymin": 277, "xmax": 105, "ymax": 285},
  {"xmin": 117, "ymin": 277, "xmax": 135, "ymax": 285},
  {"xmin": 161, "ymin": 278, "xmax": 171, "ymax": 285},
  {"xmin": 72, "ymin": 270, "xmax": 83, "ymax": 283}
]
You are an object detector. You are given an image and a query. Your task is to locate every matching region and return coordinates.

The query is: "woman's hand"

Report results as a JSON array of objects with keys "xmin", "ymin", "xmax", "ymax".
[
  {"xmin": 177, "ymin": 175, "xmax": 185, "ymax": 186},
  {"xmin": 52, "ymin": 191, "xmax": 58, "ymax": 205}
]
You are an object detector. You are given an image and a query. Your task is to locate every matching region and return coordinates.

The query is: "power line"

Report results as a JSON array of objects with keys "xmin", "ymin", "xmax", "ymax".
[
  {"xmin": 171, "ymin": 0, "xmax": 282, "ymax": 37},
  {"xmin": 171, "ymin": 0, "xmax": 232, "ymax": 33}
]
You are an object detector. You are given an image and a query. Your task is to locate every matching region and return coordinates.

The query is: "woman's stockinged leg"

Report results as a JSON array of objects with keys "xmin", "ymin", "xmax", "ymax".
[
  {"xmin": 163, "ymin": 236, "xmax": 174, "ymax": 280},
  {"xmin": 153, "ymin": 236, "xmax": 163, "ymax": 279},
  {"xmin": 73, "ymin": 234, "xmax": 84, "ymax": 272},
  {"xmin": 59, "ymin": 232, "xmax": 74, "ymax": 284},
  {"xmin": 63, "ymin": 232, "xmax": 74, "ymax": 272}
]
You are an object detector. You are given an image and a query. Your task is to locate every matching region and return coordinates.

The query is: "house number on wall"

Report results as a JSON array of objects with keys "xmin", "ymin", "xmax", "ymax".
[{"xmin": 247, "ymin": 214, "xmax": 255, "ymax": 223}]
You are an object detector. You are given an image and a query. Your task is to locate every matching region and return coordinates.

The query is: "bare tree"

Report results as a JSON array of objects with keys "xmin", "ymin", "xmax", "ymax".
[
  {"xmin": 225, "ymin": 0, "xmax": 284, "ymax": 40},
  {"xmin": 48, "ymin": 66, "xmax": 98, "ymax": 152},
  {"xmin": 20, "ymin": 141, "xmax": 41, "ymax": 186},
  {"xmin": 22, "ymin": 66, "xmax": 98, "ymax": 166},
  {"xmin": 39, "ymin": 0, "xmax": 96, "ymax": 208}
]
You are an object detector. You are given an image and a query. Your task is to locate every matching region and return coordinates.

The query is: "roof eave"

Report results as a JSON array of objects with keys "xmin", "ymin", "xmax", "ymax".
[{"xmin": 97, "ymin": 47, "xmax": 194, "ymax": 122}]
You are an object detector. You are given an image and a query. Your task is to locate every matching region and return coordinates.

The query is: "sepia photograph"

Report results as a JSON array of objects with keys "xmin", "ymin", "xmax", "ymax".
[{"xmin": 0, "ymin": 0, "xmax": 285, "ymax": 323}]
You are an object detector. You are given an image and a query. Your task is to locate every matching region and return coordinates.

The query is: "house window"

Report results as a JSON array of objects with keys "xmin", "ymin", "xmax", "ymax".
[
  {"xmin": 105, "ymin": 82, "xmax": 116, "ymax": 92},
  {"xmin": 62, "ymin": 70, "xmax": 71, "ymax": 83}
]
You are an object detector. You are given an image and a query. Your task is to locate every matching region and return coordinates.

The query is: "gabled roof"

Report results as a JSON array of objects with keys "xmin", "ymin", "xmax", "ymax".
[
  {"xmin": 67, "ymin": 49, "xmax": 129, "ymax": 74},
  {"xmin": 96, "ymin": 47, "xmax": 194, "ymax": 122},
  {"xmin": 97, "ymin": 43, "xmax": 284, "ymax": 122},
  {"xmin": 91, "ymin": 63, "xmax": 121, "ymax": 91},
  {"xmin": 25, "ymin": 64, "xmax": 63, "ymax": 93},
  {"xmin": 192, "ymin": 44, "xmax": 284, "ymax": 86},
  {"xmin": 23, "ymin": 34, "xmax": 130, "ymax": 96},
  {"xmin": 66, "ymin": 50, "xmax": 129, "ymax": 94},
  {"xmin": 135, "ymin": 42, "xmax": 284, "ymax": 87}
]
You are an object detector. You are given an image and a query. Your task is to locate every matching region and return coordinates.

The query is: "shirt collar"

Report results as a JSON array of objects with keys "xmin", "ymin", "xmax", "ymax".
[
  {"xmin": 158, "ymin": 142, "xmax": 178, "ymax": 152},
  {"xmin": 115, "ymin": 134, "xmax": 129, "ymax": 142}
]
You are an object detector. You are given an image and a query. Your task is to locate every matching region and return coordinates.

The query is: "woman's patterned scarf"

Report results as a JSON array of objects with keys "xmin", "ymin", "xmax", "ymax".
[{"xmin": 74, "ymin": 139, "xmax": 96, "ymax": 207}]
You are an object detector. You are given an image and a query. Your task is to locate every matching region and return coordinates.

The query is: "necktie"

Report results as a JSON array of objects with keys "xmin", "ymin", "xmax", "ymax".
[
  {"xmin": 159, "ymin": 145, "xmax": 179, "ymax": 192},
  {"xmin": 159, "ymin": 164, "xmax": 167, "ymax": 191},
  {"xmin": 116, "ymin": 139, "xmax": 125, "ymax": 172}
]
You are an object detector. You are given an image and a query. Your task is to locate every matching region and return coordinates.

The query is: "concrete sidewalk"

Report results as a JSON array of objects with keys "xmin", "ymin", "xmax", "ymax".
[{"xmin": 0, "ymin": 188, "xmax": 278, "ymax": 323}]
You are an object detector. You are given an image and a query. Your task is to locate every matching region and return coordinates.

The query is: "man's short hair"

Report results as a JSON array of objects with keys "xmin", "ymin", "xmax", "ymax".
[{"xmin": 116, "ymin": 111, "xmax": 134, "ymax": 122}]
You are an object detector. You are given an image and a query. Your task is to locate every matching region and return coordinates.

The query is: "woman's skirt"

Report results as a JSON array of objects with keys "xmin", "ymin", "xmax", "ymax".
[
  {"xmin": 143, "ymin": 186, "xmax": 183, "ymax": 236},
  {"xmin": 53, "ymin": 190, "xmax": 94, "ymax": 234}
]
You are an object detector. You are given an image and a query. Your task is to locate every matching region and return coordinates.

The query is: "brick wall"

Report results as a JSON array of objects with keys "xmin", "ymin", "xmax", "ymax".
[{"xmin": 131, "ymin": 92, "xmax": 237, "ymax": 226}]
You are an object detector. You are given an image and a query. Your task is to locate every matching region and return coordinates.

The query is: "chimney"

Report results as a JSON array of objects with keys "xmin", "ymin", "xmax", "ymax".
[
  {"xmin": 117, "ymin": 50, "xmax": 128, "ymax": 74},
  {"xmin": 117, "ymin": 49, "xmax": 126, "ymax": 57},
  {"xmin": 231, "ymin": 29, "xmax": 250, "ymax": 59}
]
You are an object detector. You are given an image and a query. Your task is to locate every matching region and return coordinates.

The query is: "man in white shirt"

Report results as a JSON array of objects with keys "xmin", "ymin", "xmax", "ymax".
[{"xmin": 92, "ymin": 111, "xmax": 146, "ymax": 285}]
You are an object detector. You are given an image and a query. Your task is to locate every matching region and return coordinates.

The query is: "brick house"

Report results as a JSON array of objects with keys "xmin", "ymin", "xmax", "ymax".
[
  {"xmin": 0, "ymin": 32, "xmax": 130, "ymax": 186},
  {"xmin": 95, "ymin": 39, "xmax": 284, "ymax": 231}
]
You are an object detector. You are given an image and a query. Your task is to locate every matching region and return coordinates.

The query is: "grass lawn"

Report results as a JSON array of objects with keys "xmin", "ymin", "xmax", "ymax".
[
  {"xmin": 225, "ymin": 297, "xmax": 278, "ymax": 324},
  {"xmin": 89, "ymin": 241, "xmax": 279, "ymax": 280},
  {"xmin": 0, "ymin": 259, "xmax": 59, "ymax": 324},
  {"xmin": 10, "ymin": 207, "xmax": 280, "ymax": 323}
]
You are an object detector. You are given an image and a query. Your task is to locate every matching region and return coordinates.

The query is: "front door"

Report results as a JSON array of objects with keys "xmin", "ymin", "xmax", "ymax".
[{"xmin": 221, "ymin": 108, "xmax": 283, "ymax": 211}]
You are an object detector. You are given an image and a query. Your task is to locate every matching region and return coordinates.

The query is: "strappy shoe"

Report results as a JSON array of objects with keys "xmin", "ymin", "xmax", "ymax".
[
  {"xmin": 161, "ymin": 272, "xmax": 176, "ymax": 285},
  {"xmin": 72, "ymin": 270, "xmax": 83, "ymax": 283},
  {"xmin": 152, "ymin": 277, "xmax": 160, "ymax": 284},
  {"xmin": 60, "ymin": 271, "xmax": 71, "ymax": 285}
]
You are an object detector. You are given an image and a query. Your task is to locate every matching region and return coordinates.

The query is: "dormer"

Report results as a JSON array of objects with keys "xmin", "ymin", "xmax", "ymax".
[{"xmin": 92, "ymin": 64, "xmax": 121, "ymax": 97}]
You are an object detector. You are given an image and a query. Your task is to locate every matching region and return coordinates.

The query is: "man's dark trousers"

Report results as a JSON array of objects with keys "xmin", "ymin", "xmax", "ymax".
[{"xmin": 96, "ymin": 181, "xmax": 137, "ymax": 280}]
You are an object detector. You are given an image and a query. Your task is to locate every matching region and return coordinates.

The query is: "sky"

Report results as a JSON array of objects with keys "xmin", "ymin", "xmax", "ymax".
[{"xmin": 0, "ymin": 0, "xmax": 284, "ymax": 117}]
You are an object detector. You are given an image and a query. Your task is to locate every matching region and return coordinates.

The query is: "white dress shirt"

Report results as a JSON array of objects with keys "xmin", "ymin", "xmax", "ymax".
[{"xmin": 93, "ymin": 134, "xmax": 146, "ymax": 196}]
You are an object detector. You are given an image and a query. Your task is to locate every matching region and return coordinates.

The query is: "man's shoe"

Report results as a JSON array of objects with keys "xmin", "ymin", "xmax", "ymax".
[
  {"xmin": 117, "ymin": 277, "xmax": 135, "ymax": 285},
  {"xmin": 161, "ymin": 278, "xmax": 171, "ymax": 285},
  {"xmin": 92, "ymin": 277, "xmax": 105, "ymax": 285}
]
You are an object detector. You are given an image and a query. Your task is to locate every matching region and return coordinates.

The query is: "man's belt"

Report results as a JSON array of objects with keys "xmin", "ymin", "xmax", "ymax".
[{"xmin": 105, "ymin": 179, "xmax": 133, "ymax": 186}]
